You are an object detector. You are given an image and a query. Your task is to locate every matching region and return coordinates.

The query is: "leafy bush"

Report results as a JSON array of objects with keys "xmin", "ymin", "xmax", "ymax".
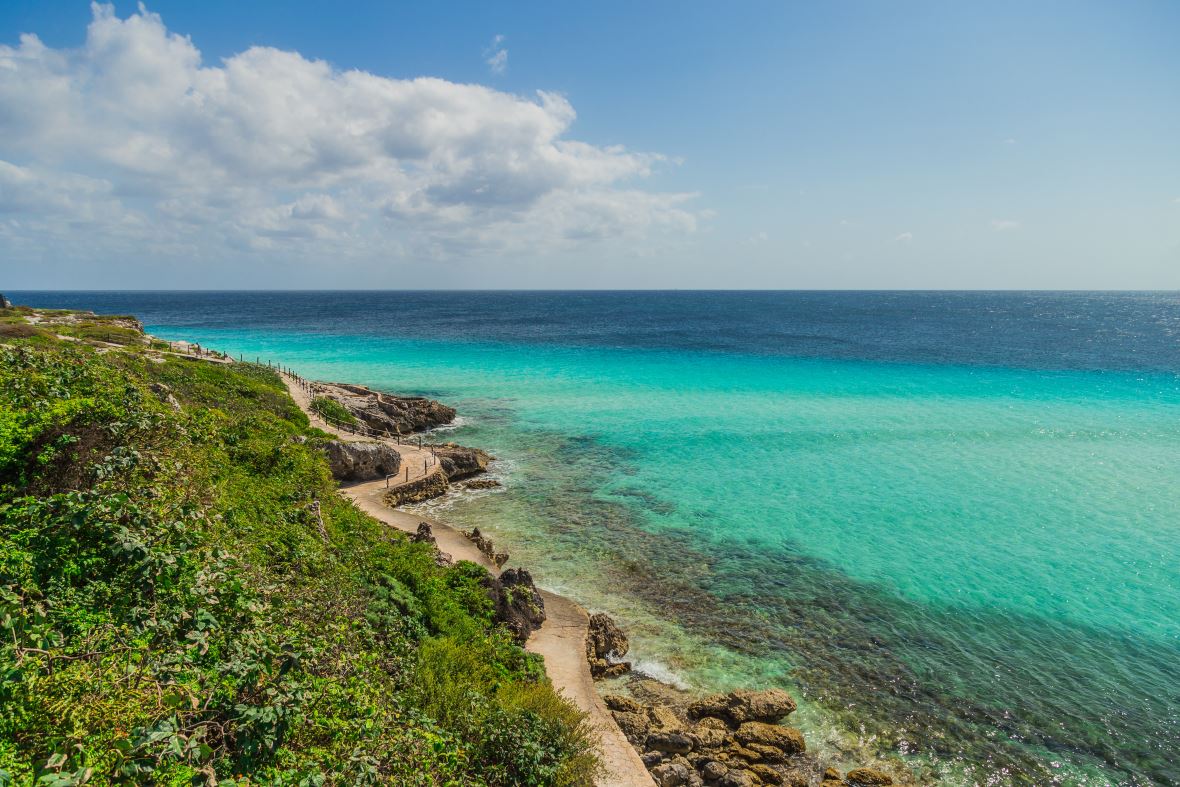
[
  {"xmin": 0, "ymin": 333, "xmax": 597, "ymax": 785},
  {"xmin": 310, "ymin": 396, "xmax": 358, "ymax": 427}
]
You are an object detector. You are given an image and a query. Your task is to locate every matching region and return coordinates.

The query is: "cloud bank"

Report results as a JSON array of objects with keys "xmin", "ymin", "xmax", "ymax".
[{"xmin": 0, "ymin": 4, "xmax": 699, "ymax": 269}]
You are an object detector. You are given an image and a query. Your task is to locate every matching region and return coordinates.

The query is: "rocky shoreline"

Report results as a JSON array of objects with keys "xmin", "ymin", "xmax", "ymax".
[{"xmin": 312, "ymin": 374, "xmax": 898, "ymax": 787}]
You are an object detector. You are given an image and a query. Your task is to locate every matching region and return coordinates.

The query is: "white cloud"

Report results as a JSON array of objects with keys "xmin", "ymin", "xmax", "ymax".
[
  {"xmin": 894, "ymin": 231, "xmax": 913, "ymax": 242},
  {"xmin": 0, "ymin": 5, "xmax": 699, "ymax": 266},
  {"xmin": 991, "ymin": 219, "xmax": 1020, "ymax": 232},
  {"xmin": 744, "ymin": 230, "xmax": 768, "ymax": 245},
  {"xmin": 485, "ymin": 34, "xmax": 508, "ymax": 75},
  {"xmin": 1003, "ymin": 138, "xmax": 1018, "ymax": 145}
]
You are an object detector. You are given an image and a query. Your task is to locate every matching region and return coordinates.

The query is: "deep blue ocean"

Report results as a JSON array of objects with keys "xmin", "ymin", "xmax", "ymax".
[{"xmin": 14, "ymin": 291, "xmax": 1180, "ymax": 786}]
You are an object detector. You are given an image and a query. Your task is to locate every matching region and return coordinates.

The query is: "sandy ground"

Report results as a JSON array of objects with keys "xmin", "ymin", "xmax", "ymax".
[{"xmin": 280, "ymin": 372, "xmax": 654, "ymax": 787}]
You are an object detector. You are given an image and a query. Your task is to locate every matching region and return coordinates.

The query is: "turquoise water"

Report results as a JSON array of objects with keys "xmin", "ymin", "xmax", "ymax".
[{"xmin": 15, "ymin": 291, "xmax": 1180, "ymax": 785}]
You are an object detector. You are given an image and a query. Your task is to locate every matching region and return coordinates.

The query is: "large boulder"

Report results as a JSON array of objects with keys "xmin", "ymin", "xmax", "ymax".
[
  {"xmin": 688, "ymin": 688, "xmax": 797, "ymax": 726},
  {"xmin": 586, "ymin": 612, "xmax": 632, "ymax": 679},
  {"xmin": 322, "ymin": 440, "xmax": 401, "ymax": 481},
  {"xmin": 734, "ymin": 722, "xmax": 805, "ymax": 760},
  {"xmin": 493, "ymin": 568, "xmax": 545, "ymax": 644},
  {"xmin": 612, "ymin": 711, "xmax": 651, "ymax": 745},
  {"xmin": 433, "ymin": 443, "xmax": 493, "ymax": 481},
  {"xmin": 646, "ymin": 731, "xmax": 694, "ymax": 755},
  {"xmin": 649, "ymin": 762, "xmax": 691, "ymax": 787}
]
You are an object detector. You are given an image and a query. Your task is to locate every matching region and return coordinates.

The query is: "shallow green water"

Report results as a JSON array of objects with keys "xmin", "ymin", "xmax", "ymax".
[{"xmin": 142, "ymin": 324, "xmax": 1180, "ymax": 785}]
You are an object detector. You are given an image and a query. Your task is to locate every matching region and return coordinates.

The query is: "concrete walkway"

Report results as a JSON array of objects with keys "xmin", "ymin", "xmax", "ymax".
[{"xmin": 280, "ymin": 372, "xmax": 654, "ymax": 787}]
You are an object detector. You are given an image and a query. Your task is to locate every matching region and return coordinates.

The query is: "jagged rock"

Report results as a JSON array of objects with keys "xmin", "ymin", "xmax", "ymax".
[
  {"xmin": 0, "ymin": 293, "xmax": 12, "ymax": 309},
  {"xmin": 461, "ymin": 527, "xmax": 511, "ymax": 567},
  {"xmin": 311, "ymin": 382, "xmax": 455, "ymax": 435},
  {"xmin": 647, "ymin": 731, "xmax": 694, "ymax": 755},
  {"xmin": 433, "ymin": 443, "xmax": 493, "ymax": 481},
  {"xmin": 845, "ymin": 768, "xmax": 893, "ymax": 786},
  {"xmin": 735, "ymin": 722, "xmax": 805, "ymax": 758},
  {"xmin": 690, "ymin": 721, "xmax": 729, "ymax": 749},
  {"xmin": 462, "ymin": 478, "xmax": 501, "ymax": 489},
  {"xmin": 587, "ymin": 612, "xmax": 632, "ymax": 679},
  {"xmin": 604, "ymin": 694, "xmax": 645, "ymax": 714},
  {"xmin": 493, "ymin": 567, "xmax": 545, "ymax": 644},
  {"xmin": 613, "ymin": 711, "xmax": 651, "ymax": 744},
  {"xmin": 649, "ymin": 705, "xmax": 684, "ymax": 732},
  {"xmin": 701, "ymin": 760, "xmax": 728, "ymax": 781},
  {"xmin": 641, "ymin": 751, "xmax": 664, "ymax": 769},
  {"xmin": 823, "ymin": 768, "xmax": 842, "ymax": 782},
  {"xmin": 719, "ymin": 769, "xmax": 755, "ymax": 787},
  {"xmin": 322, "ymin": 440, "xmax": 401, "ymax": 481},
  {"xmin": 409, "ymin": 522, "xmax": 452, "ymax": 566},
  {"xmin": 749, "ymin": 764, "xmax": 783, "ymax": 784},
  {"xmin": 688, "ymin": 689, "xmax": 797, "ymax": 727},
  {"xmin": 410, "ymin": 522, "xmax": 436, "ymax": 545},
  {"xmin": 650, "ymin": 762, "xmax": 692, "ymax": 787},
  {"xmin": 728, "ymin": 744, "xmax": 763, "ymax": 763}
]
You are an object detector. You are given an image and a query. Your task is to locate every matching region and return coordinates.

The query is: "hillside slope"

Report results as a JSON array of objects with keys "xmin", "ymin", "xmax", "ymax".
[{"xmin": 0, "ymin": 307, "xmax": 597, "ymax": 785}]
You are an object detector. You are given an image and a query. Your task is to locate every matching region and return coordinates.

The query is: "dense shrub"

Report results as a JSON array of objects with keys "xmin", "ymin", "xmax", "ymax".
[
  {"xmin": 309, "ymin": 396, "xmax": 358, "ymax": 427},
  {"xmin": 0, "ymin": 335, "xmax": 597, "ymax": 785}
]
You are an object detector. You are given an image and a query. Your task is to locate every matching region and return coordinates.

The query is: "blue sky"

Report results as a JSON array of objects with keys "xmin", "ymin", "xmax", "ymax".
[{"xmin": 1, "ymin": 1, "xmax": 1177, "ymax": 288}]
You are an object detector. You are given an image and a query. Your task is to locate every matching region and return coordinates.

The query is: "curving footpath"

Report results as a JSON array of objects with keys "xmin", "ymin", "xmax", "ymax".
[{"xmin": 279, "ymin": 373, "xmax": 654, "ymax": 787}]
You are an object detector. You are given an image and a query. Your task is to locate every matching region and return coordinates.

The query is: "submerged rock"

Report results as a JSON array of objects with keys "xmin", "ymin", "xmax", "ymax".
[
  {"xmin": 845, "ymin": 767, "xmax": 893, "ymax": 786},
  {"xmin": 322, "ymin": 439, "xmax": 401, "ymax": 481}
]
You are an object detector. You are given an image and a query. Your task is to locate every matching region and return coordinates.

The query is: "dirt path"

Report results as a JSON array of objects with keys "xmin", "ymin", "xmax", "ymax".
[{"xmin": 280, "ymin": 372, "xmax": 654, "ymax": 786}]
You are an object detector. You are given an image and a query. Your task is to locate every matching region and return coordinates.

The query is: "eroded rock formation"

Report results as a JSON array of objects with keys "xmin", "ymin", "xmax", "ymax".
[
  {"xmin": 605, "ymin": 674, "xmax": 896, "ymax": 786},
  {"xmin": 433, "ymin": 443, "xmax": 493, "ymax": 481},
  {"xmin": 311, "ymin": 381, "xmax": 455, "ymax": 434},
  {"xmin": 587, "ymin": 612, "xmax": 632, "ymax": 679},
  {"xmin": 323, "ymin": 439, "xmax": 401, "ymax": 481}
]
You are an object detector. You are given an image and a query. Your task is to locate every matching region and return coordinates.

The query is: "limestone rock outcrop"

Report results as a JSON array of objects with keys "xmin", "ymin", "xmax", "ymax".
[
  {"xmin": 687, "ymin": 688, "xmax": 798, "ymax": 727},
  {"xmin": 433, "ymin": 443, "xmax": 493, "ymax": 481},
  {"xmin": 587, "ymin": 612, "xmax": 631, "ymax": 679},
  {"xmin": 311, "ymin": 381, "xmax": 455, "ymax": 434},
  {"xmin": 323, "ymin": 439, "xmax": 401, "ymax": 481}
]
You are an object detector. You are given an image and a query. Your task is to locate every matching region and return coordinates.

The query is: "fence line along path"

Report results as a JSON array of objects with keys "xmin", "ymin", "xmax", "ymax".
[{"xmin": 279, "ymin": 371, "xmax": 442, "ymax": 490}]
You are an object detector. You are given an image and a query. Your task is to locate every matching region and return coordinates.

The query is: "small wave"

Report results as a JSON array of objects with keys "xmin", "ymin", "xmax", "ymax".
[
  {"xmin": 630, "ymin": 657, "xmax": 690, "ymax": 690},
  {"xmin": 426, "ymin": 415, "xmax": 469, "ymax": 434}
]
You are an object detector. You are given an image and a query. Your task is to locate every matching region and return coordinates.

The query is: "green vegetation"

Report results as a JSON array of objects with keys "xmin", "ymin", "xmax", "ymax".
[
  {"xmin": 0, "ymin": 316, "xmax": 597, "ymax": 785},
  {"xmin": 309, "ymin": 396, "xmax": 359, "ymax": 428}
]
